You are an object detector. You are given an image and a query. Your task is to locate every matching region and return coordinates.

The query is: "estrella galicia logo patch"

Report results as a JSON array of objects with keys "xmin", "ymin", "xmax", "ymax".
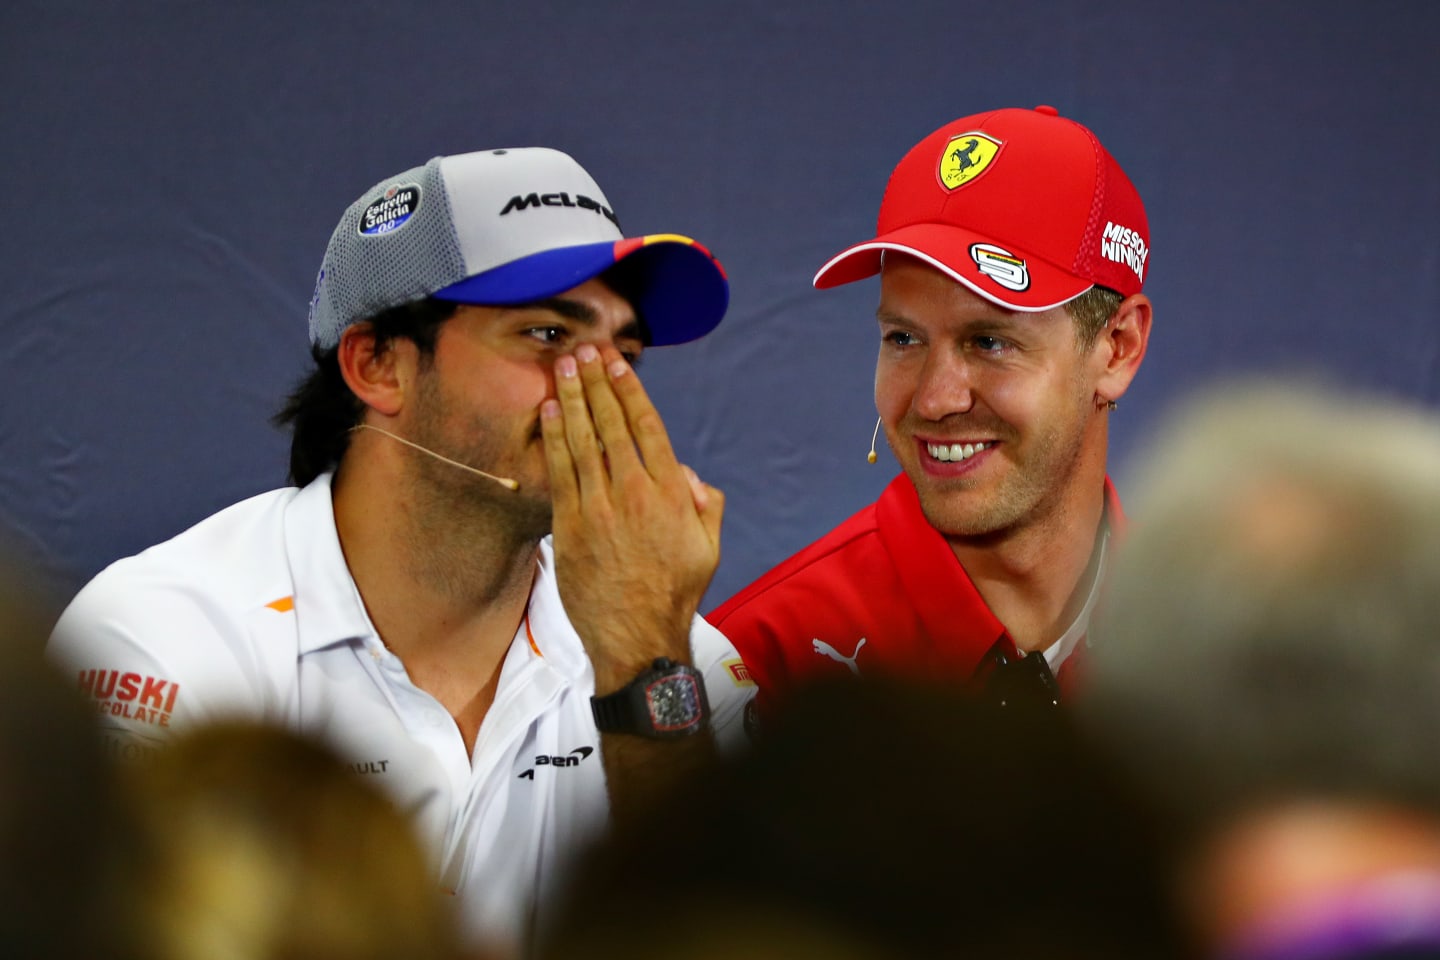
[
  {"xmin": 938, "ymin": 133, "xmax": 1001, "ymax": 190},
  {"xmin": 359, "ymin": 183, "xmax": 421, "ymax": 236},
  {"xmin": 970, "ymin": 243, "xmax": 1030, "ymax": 291}
]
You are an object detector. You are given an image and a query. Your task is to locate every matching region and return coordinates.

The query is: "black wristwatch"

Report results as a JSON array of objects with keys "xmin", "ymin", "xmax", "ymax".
[{"xmin": 591, "ymin": 657, "xmax": 711, "ymax": 739}]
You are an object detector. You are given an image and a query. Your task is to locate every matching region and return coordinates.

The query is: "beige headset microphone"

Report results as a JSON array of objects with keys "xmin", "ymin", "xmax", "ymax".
[
  {"xmin": 350, "ymin": 424, "xmax": 520, "ymax": 491},
  {"xmin": 867, "ymin": 416, "xmax": 882, "ymax": 464}
]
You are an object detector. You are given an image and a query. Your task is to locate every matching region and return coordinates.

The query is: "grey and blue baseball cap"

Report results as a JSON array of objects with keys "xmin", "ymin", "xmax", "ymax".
[{"xmin": 306, "ymin": 147, "xmax": 729, "ymax": 349}]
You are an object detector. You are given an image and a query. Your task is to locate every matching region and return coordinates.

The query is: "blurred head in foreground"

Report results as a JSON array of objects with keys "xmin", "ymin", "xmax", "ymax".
[
  {"xmin": 1082, "ymin": 379, "xmax": 1440, "ymax": 958},
  {"xmin": 547, "ymin": 679, "xmax": 1188, "ymax": 960},
  {"xmin": 122, "ymin": 722, "xmax": 461, "ymax": 960},
  {"xmin": 0, "ymin": 571, "xmax": 127, "ymax": 960}
]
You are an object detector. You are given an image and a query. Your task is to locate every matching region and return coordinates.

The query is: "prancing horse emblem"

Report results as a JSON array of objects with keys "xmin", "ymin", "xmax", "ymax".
[
  {"xmin": 938, "ymin": 132, "xmax": 1001, "ymax": 190},
  {"xmin": 950, "ymin": 138, "xmax": 981, "ymax": 175},
  {"xmin": 813, "ymin": 637, "xmax": 867, "ymax": 676}
]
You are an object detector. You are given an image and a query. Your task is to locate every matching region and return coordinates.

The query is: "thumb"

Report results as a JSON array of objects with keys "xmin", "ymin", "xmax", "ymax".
[
  {"xmin": 697, "ymin": 482, "xmax": 725, "ymax": 548},
  {"xmin": 681, "ymin": 464, "xmax": 709, "ymax": 512}
]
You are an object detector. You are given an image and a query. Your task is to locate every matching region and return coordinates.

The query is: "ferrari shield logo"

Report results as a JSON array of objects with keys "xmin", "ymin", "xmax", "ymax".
[{"xmin": 938, "ymin": 133, "xmax": 1001, "ymax": 190}]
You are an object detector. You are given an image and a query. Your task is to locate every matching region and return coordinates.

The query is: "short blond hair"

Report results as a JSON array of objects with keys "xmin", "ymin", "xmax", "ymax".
[{"xmin": 1064, "ymin": 285, "xmax": 1123, "ymax": 351}]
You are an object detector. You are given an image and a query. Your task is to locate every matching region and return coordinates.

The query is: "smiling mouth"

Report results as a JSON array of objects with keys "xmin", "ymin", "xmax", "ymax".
[{"xmin": 925, "ymin": 441, "xmax": 991, "ymax": 463}]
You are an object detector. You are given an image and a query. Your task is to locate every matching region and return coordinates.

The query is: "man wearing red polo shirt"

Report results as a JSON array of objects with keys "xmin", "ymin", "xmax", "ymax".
[{"xmin": 711, "ymin": 106, "xmax": 1153, "ymax": 716}]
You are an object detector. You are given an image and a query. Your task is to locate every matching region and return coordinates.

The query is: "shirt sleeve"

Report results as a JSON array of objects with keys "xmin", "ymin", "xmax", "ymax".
[
  {"xmin": 47, "ymin": 564, "xmax": 271, "ymax": 759},
  {"xmin": 688, "ymin": 614, "xmax": 758, "ymax": 752},
  {"xmin": 706, "ymin": 598, "xmax": 788, "ymax": 722}
]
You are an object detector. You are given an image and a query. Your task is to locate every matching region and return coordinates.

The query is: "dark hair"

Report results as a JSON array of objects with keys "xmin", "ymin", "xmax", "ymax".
[
  {"xmin": 547, "ymin": 680, "xmax": 1191, "ymax": 960},
  {"xmin": 273, "ymin": 299, "xmax": 458, "ymax": 486},
  {"xmin": 597, "ymin": 258, "xmax": 653, "ymax": 344}
]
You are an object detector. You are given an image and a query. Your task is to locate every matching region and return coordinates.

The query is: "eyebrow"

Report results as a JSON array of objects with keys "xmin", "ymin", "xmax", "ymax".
[
  {"xmin": 875, "ymin": 308, "xmax": 1023, "ymax": 331},
  {"xmin": 519, "ymin": 297, "xmax": 646, "ymax": 343}
]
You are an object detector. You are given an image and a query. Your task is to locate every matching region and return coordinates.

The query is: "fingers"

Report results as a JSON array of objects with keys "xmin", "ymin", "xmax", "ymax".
[
  {"xmin": 552, "ymin": 351, "xmax": 610, "ymax": 498},
  {"xmin": 547, "ymin": 343, "xmax": 696, "ymax": 502},
  {"xmin": 540, "ymin": 397, "xmax": 579, "ymax": 506},
  {"xmin": 574, "ymin": 344, "xmax": 643, "ymax": 480},
  {"xmin": 598, "ymin": 348, "xmax": 684, "ymax": 482}
]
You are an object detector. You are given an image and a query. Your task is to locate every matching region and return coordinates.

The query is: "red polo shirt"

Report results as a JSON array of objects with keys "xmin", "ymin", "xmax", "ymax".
[{"xmin": 709, "ymin": 473, "xmax": 1123, "ymax": 714}]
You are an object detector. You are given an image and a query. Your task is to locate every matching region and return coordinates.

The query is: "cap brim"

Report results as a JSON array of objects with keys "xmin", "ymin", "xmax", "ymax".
[
  {"xmin": 434, "ymin": 235, "xmax": 728, "ymax": 346},
  {"xmin": 813, "ymin": 223, "xmax": 1091, "ymax": 312}
]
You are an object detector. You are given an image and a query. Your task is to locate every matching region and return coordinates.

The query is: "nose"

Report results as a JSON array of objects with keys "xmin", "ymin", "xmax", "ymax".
[
  {"xmin": 576, "ymin": 329, "xmax": 621, "ymax": 351},
  {"xmin": 911, "ymin": 349, "xmax": 976, "ymax": 421}
]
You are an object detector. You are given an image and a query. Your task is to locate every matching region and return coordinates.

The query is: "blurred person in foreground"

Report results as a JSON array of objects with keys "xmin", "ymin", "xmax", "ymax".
[
  {"xmin": 711, "ymin": 105, "xmax": 1152, "ymax": 717},
  {"xmin": 0, "ymin": 572, "xmax": 131, "ymax": 960},
  {"xmin": 545, "ymin": 679, "xmax": 1191, "ymax": 960},
  {"xmin": 122, "ymin": 722, "xmax": 462, "ymax": 960},
  {"xmin": 1081, "ymin": 380, "xmax": 1440, "ymax": 960}
]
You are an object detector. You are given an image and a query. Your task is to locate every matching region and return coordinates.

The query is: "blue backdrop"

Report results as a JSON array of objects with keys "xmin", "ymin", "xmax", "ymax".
[{"xmin": 4, "ymin": 0, "xmax": 1438, "ymax": 618}]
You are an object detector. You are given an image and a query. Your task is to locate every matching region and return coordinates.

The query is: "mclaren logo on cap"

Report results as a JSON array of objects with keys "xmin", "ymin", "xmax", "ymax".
[
  {"xmin": 499, "ymin": 191, "xmax": 619, "ymax": 227},
  {"xmin": 938, "ymin": 133, "xmax": 1001, "ymax": 190},
  {"xmin": 359, "ymin": 183, "xmax": 421, "ymax": 237},
  {"xmin": 970, "ymin": 243, "xmax": 1030, "ymax": 291}
]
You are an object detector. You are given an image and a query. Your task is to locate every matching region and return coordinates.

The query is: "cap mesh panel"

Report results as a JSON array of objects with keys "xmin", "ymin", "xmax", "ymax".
[{"xmin": 308, "ymin": 159, "xmax": 467, "ymax": 348}]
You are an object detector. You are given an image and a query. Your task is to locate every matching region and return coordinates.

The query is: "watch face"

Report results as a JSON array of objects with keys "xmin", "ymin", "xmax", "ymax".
[{"xmin": 644, "ymin": 674, "xmax": 703, "ymax": 732}]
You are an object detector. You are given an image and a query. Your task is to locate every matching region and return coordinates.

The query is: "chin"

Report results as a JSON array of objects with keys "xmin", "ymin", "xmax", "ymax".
[
  {"xmin": 912, "ymin": 484, "xmax": 1020, "ymax": 540},
  {"xmin": 925, "ymin": 512, "xmax": 1010, "ymax": 540}
]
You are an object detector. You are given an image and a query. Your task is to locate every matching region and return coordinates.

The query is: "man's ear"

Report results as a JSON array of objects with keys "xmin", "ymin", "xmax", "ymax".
[
  {"xmin": 336, "ymin": 324, "xmax": 412, "ymax": 418},
  {"xmin": 1092, "ymin": 293, "xmax": 1152, "ymax": 406}
]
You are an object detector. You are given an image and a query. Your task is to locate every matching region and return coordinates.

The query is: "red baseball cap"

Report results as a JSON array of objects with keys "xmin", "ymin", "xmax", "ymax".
[{"xmin": 813, "ymin": 106, "xmax": 1149, "ymax": 311}]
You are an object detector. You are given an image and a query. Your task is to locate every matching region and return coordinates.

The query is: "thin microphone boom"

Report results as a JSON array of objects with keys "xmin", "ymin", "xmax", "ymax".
[
  {"xmin": 350, "ymin": 424, "xmax": 520, "ymax": 491},
  {"xmin": 867, "ymin": 416, "xmax": 882, "ymax": 465}
]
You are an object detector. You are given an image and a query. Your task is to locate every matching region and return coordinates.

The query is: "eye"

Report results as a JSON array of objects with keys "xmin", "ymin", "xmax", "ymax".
[
  {"xmin": 882, "ymin": 329, "xmax": 919, "ymax": 348},
  {"xmin": 972, "ymin": 335, "xmax": 1010, "ymax": 354},
  {"xmin": 607, "ymin": 335, "xmax": 645, "ymax": 367},
  {"xmin": 524, "ymin": 325, "xmax": 568, "ymax": 346}
]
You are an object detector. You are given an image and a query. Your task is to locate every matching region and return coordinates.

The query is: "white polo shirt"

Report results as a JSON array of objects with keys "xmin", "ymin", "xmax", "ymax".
[{"xmin": 48, "ymin": 473, "xmax": 756, "ymax": 954}]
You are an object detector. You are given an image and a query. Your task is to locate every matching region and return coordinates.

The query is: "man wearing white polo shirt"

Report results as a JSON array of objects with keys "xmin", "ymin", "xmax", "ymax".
[{"xmin": 50, "ymin": 147, "xmax": 754, "ymax": 955}]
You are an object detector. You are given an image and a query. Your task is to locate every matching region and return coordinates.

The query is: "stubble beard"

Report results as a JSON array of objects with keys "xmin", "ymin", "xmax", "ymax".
[
  {"xmin": 407, "ymin": 377, "xmax": 553, "ymax": 550},
  {"xmin": 901, "ymin": 392, "xmax": 1091, "ymax": 542}
]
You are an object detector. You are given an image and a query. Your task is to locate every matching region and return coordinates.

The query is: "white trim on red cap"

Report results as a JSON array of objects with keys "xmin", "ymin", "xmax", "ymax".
[{"xmin": 813, "ymin": 242, "xmax": 1092, "ymax": 313}]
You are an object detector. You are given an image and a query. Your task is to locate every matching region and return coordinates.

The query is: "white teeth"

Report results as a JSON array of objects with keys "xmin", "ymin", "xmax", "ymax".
[{"xmin": 927, "ymin": 441, "xmax": 989, "ymax": 462}]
